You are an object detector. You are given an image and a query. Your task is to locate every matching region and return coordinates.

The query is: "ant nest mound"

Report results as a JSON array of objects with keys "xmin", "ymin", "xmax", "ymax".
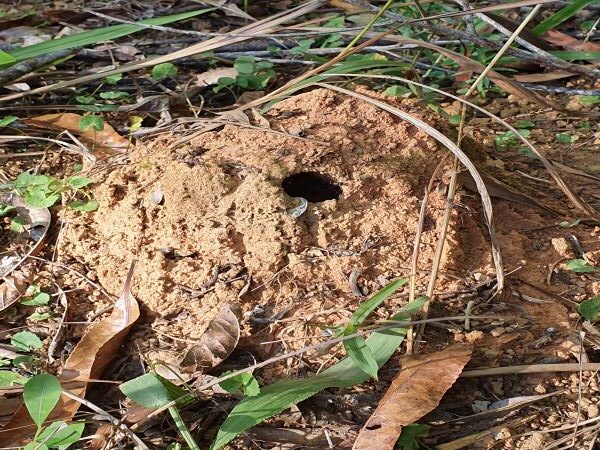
[{"xmin": 61, "ymin": 88, "xmax": 466, "ymax": 377}]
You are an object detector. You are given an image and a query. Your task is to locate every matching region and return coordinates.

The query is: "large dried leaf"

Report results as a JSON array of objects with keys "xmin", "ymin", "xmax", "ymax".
[
  {"xmin": 541, "ymin": 30, "xmax": 600, "ymax": 53},
  {"xmin": 179, "ymin": 305, "xmax": 240, "ymax": 372},
  {"xmin": 353, "ymin": 344, "xmax": 472, "ymax": 450},
  {"xmin": 0, "ymin": 263, "xmax": 140, "ymax": 446},
  {"xmin": 24, "ymin": 113, "xmax": 128, "ymax": 153}
]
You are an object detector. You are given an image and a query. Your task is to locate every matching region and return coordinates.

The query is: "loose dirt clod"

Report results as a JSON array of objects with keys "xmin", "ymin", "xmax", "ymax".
[{"xmin": 60, "ymin": 89, "xmax": 457, "ymax": 374}]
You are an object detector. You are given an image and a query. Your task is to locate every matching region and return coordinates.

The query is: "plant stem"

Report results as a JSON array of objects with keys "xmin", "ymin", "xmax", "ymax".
[{"xmin": 169, "ymin": 406, "xmax": 201, "ymax": 450}]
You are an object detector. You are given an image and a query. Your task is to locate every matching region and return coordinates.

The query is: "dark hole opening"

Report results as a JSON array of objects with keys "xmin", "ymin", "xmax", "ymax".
[{"xmin": 281, "ymin": 172, "xmax": 342, "ymax": 203}]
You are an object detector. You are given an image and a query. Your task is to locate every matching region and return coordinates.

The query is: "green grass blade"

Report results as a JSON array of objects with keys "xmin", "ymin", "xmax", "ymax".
[
  {"xmin": 548, "ymin": 50, "xmax": 600, "ymax": 61},
  {"xmin": 344, "ymin": 335, "xmax": 379, "ymax": 379},
  {"xmin": 8, "ymin": 8, "xmax": 214, "ymax": 62},
  {"xmin": 532, "ymin": 0, "xmax": 595, "ymax": 35},
  {"xmin": 210, "ymin": 298, "xmax": 425, "ymax": 450},
  {"xmin": 348, "ymin": 278, "xmax": 407, "ymax": 328}
]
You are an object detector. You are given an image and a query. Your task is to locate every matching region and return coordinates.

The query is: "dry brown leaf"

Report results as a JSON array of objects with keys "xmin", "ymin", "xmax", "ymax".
[
  {"xmin": 24, "ymin": 113, "xmax": 128, "ymax": 153},
  {"xmin": 0, "ymin": 263, "xmax": 140, "ymax": 446},
  {"xmin": 353, "ymin": 344, "xmax": 472, "ymax": 450},
  {"xmin": 193, "ymin": 67, "xmax": 238, "ymax": 87},
  {"xmin": 179, "ymin": 304, "xmax": 240, "ymax": 372},
  {"xmin": 513, "ymin": 71, "xmax": 574, "ymax": 83},
  {"xmin": 541, "ymin": 30, "xmax": 600, "ymax": 53}
]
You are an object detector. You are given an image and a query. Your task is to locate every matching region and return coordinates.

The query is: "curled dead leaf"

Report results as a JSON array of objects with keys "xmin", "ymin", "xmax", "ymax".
[
  {"xmin": 24, "ymin": 113, "xmax": 128, "ymax": 153},
  {"xmin": 179, "ymin": 304, "xmax": 240, "ymax": 372},
  {"xmin": 353, "ymin": 344, "xmax": 472, "ymax": 450},
  {"xmin": 0, "ymin": 263, "xmax": 140, "ymax": 446}
]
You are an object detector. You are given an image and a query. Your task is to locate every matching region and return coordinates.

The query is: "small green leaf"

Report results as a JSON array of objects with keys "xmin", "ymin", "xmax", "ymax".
[
  {"xmin": 23, "ymin": 190, "xmax": 61, "ymax": 208},
  {"xmin": 448, "ymin": 114, "xmax": 462, "ymax": 125},
  {"xmin": 383, "ymin": 85, "xmax": 411, "ymax": 97},
  {"xmin": 99, "ymin": 91, "xmax": 129, "ymax": 100},
  {"xmin": 37, "ymin": 421, "xmax": 85, "ymax": 447},
  {"xmin": 151, "ymin": 63, "xmax": 177, "ymax": 81},
  {"xmin": 75, "ymin": 95, "xmax": 96, "ymax": 105},
  {"xmin": 120, "ymin": 373, "xmax": 189, "ymax": 408},
  {"xmin": 29, "ymin": 312, "xmax": 51, "ymax": 321},
  {"xmin": 558, "ymin": 218, "xmax": 581, "ymax": 228},
  {"xmin": 78, "ymin": 115, "xmax": 104, "ymax": 132},
  {"xmin": 0, "ymin": 370, "xmax": 28, "ymax": 388},
  {"xmin": 66, "ymin": 176, "xmax": 93, "ymax": 189},
  {"xmin": 397, "ymin": 423, "xmax": 430, "ymax": 450},
  {"xmin": 11, "ymin": 331, "xmax": 43, "ymax": 352},
  {"xmin": 580, "ymin": 296, "xmax": 600, "ymax": 322},
  {"xmin": 21, "ymin": 292, "xmax": 51, "ymax": 306},
  {"xmin": 220, "ymin": 372, "xmax": 260, "ymax": 397},
  {"xmin": 532, "ymin": 0, "xmax": 595, "ymax": 35},
  {"xmin": 0, "ymin": 115, "xmax": 18, "ymax": 127},
  {"xmin": 557, "ymin": 133, "xmax": 572, "ymax": 144},
  {"xmin": 0, "ymin": 204, "xmax": 15, "ymax": 217},
  {"xmin": 10, "ymin": 215, "xmax": 26, "ymax": 232},
  {"xmin": 344, "ymin": 336, "xmax": 379, "ymax": 379},
  {"xmin": 23, "ymin": 373, "xmax": 62, "ymax": 428},
  {"xmin": 69, "ymin": 199, "xmax": 99, "ymax": 212},
  {"xmin": 578, "ymin": 95, "xmax": 600, "ymax": 106},
  {"xmin": 104, "ymin": 73, "xmax": 123, "ymax": 85},
  {"xmin": 513, "ymin": 120, "xmax": 535, "ymax": 129},
  {"xmin": 13, "ymin": 355, "xmax": 34, "ymax": 366},
  {"xmin": 566, "ymin": 259, "xmax": 595, "ymax": 273}
]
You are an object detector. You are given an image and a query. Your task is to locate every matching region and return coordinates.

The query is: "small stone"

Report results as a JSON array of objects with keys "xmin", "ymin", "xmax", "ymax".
[
  {"xmin": 505, "ymin": 326, "xmax": 515, "ymax": 333},
  {"xmin": 588, "ymin": 404, "xmax": 599, "ymax": 418},
  {"xmin": 534, "ymin": 384, "xmax": 546, "ymax": 394},
  {"xmin": 551, "ymin": 238, "xmax": 573, "ymax": 258},
  {"xmin": 491, "ymin": 327, "xmax": 506, "ymax": 337}
]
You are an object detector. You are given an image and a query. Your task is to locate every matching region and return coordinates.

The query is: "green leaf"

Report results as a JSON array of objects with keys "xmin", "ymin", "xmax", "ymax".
[
  {"xmin": 579, "ymin": 296, "xmax": 600, "ymax": 322},
  {"xmin": 0, "ymin": 115, "xmax": 18, "ymax": 127},
  {"xmin": 104, "ymin": 73, "xmax": 123, "ymax": 85},
  {"xmin": 21, "ymin": 292, "xmax": 51, "ymax": 306},
  {"xmin": 383, "ymin": 85, "xmax": 411, "ymax": 97},
  {"xmin": 0, "ymin": 370, "xmax": 28, "ymax": 388},
  {"xmin": 0, "ymin": 204, "xmax": 15, "ymax": 217},
  {"xmin": 69, "ymin": 199, "xmax": 99, "ymax": 212},
  {"xmin": 343, "ymin": 335, "xmax": 379, "ymax": 379},
  {"xmin": 532, "ymin": 0, "xmax": 595, "ymax": 34},
  {"xmin": 75, "ymin": 95, "xmax": 96, "ymax": 105},
  {"xmin": 513, "ymin": 120, "xmax": 535, "ymax": 129},
  {"xmin": 219, "ymin": 372, "xmax": 260, "ymax": 397},
  {"xmin": 448, "ymin": 114, "xmax": 462, "ymax": 125},
  {"xmin": 566, "ymin": 259, "xmax": 596, "ymax": 273},
  {"xmin": 151, "ymin": 63, "xmax": 178, "ymax": 81},
  {"xmin": 24, "ymin": 190, "xmax": 60, "ymax": 208},
  {"xmin": 558, "ymin": 218, "xmax": 581, "ymax": 228},
  {"xmin": 78, "ymin": 115, "xmax": 104, "ymax": 132},
  {"xmin": 29, "ymin": 312, "xmax": 52, "ymax": 321},
  {"xmin": 0, "ymin": 50, "xmax": 16, "ymax": 64},
  {"xmin": 9, "ymin": 9, "xmax": 215, "ymax": 63},
  {"xmin": 549, "ymin": 50, "xmax": 600, "ymax": 61},
  {"xmin": 347, "ymin": 278, "xmax": 408, "ymax": 329},
  {"xmin": 66, "ymin": 176, "xmax": 93, "ymax": 189},
  {"xmin": 37, "ymin": 421, "xmax": 85, "ymax": 448},
  {"xmin": 397, "ymin": 423, "xmax": 430, "ymax": 450},
  {"xmin": 11, "ymin": 331, "xmax": 43, "ymax": 352},
  {"xmin": 234, "ymin": 56, "xmax": 257, "ymax": 74},
  {"xmin": 556, "ymin": 133, "xmax": 572, "ymax": 144},
  {"xmin": 24, "ymin": 443, "xmax": 48, "ymax": 450},
  {"xmin": 10, "ymin": 215, "xmax": 26, "ymax": 232},
  {"xmin": 13, "ymin": 355, "xmax": 34, "ymax": 366},
  {"xmin": 99, "ymin": 91, "xmax": 129, "ymax": 100},
  {"xmin": 578, "ymin": 95, "xmax": 600, "ymax": 106},
  {"xmin": 23, "ymin": 373, "xmax": 62, "ymax": 428},
  {"xmin": 120, "ymin": 373, "xmax": 190, "ymax": 408},
  {"xmin": 210, "ymin": 297, "xmax": 426, "ymax": 450}
]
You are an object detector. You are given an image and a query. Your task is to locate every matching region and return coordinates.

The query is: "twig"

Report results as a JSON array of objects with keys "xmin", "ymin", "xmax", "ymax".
[{"xmin": 0, "ymin": 49, "xmax": 76, "ymax": 86}]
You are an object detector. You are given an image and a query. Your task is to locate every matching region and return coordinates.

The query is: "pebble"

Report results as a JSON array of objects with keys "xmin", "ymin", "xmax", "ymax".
[
  {"xmin": 588, "ymin": 404, "xmax": 599, "ymax": 418},
  {"xmin": 491, "ymin": 327, "xmax": 506, "ymax": 337},
  {"xmin": 534, "ymin": 384, "xmax": 547, "ymax": 394}
]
